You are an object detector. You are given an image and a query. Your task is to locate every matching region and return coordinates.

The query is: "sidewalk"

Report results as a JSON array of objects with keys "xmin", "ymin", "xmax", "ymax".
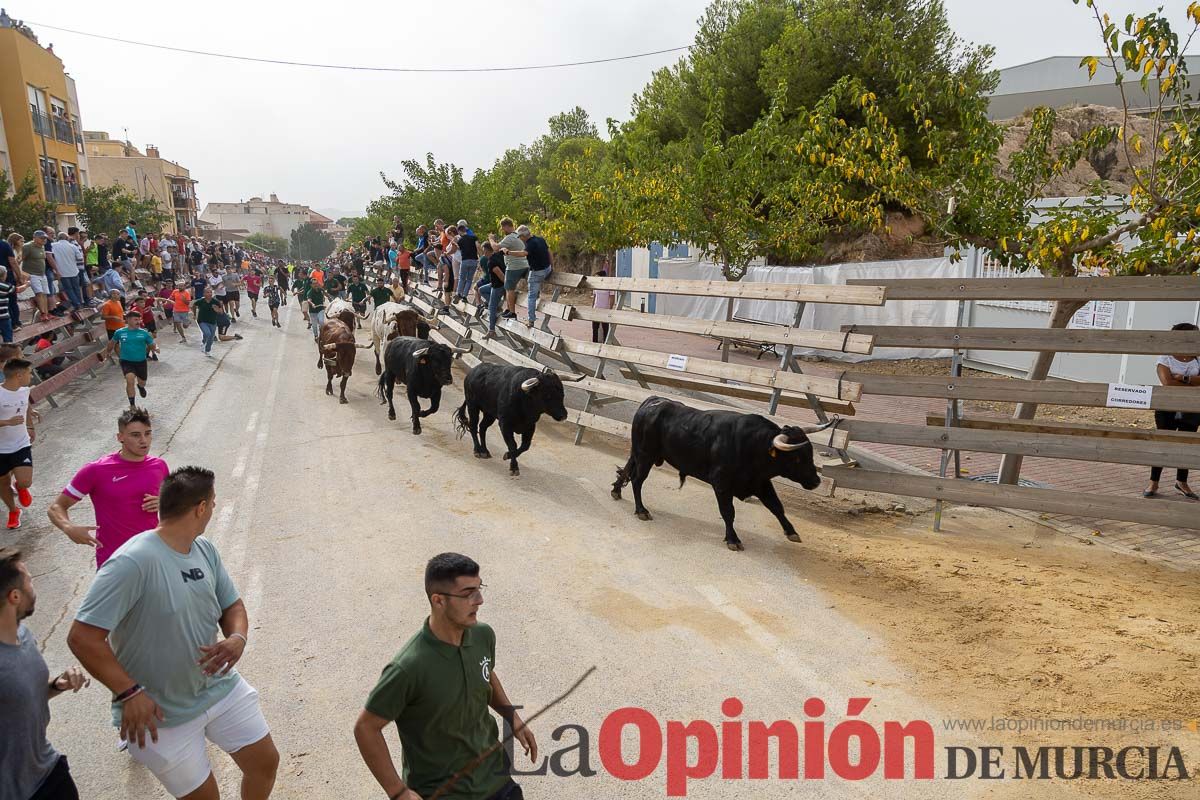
[{"xmin": 545, "ymin": 314, "xmax": 1200, "ymax": 569}]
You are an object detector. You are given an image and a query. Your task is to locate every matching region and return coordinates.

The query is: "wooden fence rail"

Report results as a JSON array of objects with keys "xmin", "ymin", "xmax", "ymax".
[
  {"xmin": 548, "ymin": 272, "xmax": 887, "ymax": 305},
  {"xmin": 844, "ymin": 325, "xmax": 1200, "ymax": 354},
  {"xmin": 845, "ymin": 275, "xmax": 1200, "ymax": 301}
]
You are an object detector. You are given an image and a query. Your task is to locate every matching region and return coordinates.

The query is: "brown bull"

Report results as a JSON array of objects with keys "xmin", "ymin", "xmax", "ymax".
[{"xmin": 317, "ymin": 319, "xmax": 356, "ymax": 404}]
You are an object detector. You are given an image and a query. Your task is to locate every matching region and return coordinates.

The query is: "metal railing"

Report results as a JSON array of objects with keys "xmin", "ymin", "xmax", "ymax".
[
  {"xmin": 31, "ymin": 110, "xmax": 51, "ymax": 137},
  {"xmin": 42, "ymin": 180, "xmax": 63, "ymax": 203},
  {"xmin": 62, "ymin": 184, "xmax": 80, "ymax": 204},
  {"xmin": 52, "ymin": 115, "xmax": 74, "ymax": 144}
]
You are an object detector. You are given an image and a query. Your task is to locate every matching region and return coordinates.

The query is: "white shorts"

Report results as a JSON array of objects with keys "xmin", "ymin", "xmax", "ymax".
[
  {"xmin": 28, "ymin": 274, "xmax": 50, "ymax": 295},
  {"xmin": 128, "ymin": 677, "xmax": 270, "ymax": 798}
]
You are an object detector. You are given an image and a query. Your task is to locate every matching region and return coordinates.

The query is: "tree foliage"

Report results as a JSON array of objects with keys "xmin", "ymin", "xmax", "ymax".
[
  {"xmin": 290, "ymin": 222, "xmax": 335, "ymax": 260},
  {"xmin": 934, "ymin": 0, "xmax": 1200, "ymax": 275},
  {"xmin": 0, "ymin": 169, "xmax": 56, "ymax": 236},
  {"xmin": 244, "ymin": 233, "xmax": 289, "ymax": 259},
  {"xmin": 78, "ymin": 184, "xmax": 171, "ymax": 239}
]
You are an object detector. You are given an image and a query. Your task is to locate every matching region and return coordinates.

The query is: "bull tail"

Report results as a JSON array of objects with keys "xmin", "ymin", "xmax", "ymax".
[
  {"xmin": 678, "ymin": 473, "xmax": 687, "ymax": 489},
  {"xmin": 453, "ymin": 401, "xmax": 469, "ymax": 439},
  {"xmin": 612, "ymin": 457, "xmax": 635, "ymax": 497},
  {"xmin": 376, "ymin": 371, "xmax": 388, "ymax": 403}
]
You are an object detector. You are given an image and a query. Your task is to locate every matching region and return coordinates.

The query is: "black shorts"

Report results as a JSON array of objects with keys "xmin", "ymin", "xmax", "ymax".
[
  {"xmin": 120, "ymin": 359, "xmax": 148, "ymax": 381},
  {"xmin": 0, "ymin": 445, "xmax": 33, "ymax": 475},
  {"xmin": 225, "ymin": 291, "xmax": 240, "ymax": 303},
  {"xmin": 144, "ymin": 320, "xmax": 157, "ymax": 333},
  {"xmin": 248, "ymin": 292, "xmax": 259, "ymax": 300},
  {"xmin": 106, "ymin": 329, "xmax": 119, "ymax": 341}
]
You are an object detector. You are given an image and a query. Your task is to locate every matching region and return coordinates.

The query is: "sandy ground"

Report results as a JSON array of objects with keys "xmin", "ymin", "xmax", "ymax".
[{"xmin": 11, "ymin": 306, "xmax": 1197, "ymax": 799}]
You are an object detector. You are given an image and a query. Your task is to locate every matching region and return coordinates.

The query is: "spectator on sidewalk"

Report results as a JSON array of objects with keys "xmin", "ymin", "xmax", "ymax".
[
  {"xmin": 50, "ymin": 234, "xmax": 83, "ymax": 311},
  {"xmin": 0, "ymin": 548, "xmax": 92, "ymax": 800},
  {"xmin": 1145, "ymin": 321, "xmax": 1200, "ymax": 499},
  {"xmin": 591, "ymin": 269, "xmax": 614, "ymax": 343},
  {"xmin": 21, "ymin": 231, "xmax": 53, "ymax": 323}
]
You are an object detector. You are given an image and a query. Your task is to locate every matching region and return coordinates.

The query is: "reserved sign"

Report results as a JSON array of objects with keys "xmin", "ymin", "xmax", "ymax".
[{"xmin": 1105, "ymin": 383, "xmax": 1153, "ymax": 409}]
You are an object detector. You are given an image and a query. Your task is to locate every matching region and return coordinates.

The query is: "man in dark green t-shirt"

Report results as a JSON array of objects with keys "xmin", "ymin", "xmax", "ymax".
[
  {"xmin": 370, "ymin": 281, "xmax": 393, "ymax": 310},
  {"xmin": 347, "ymin": 276, "xmax": 369, "ymax": 314},
  {"xmin": 192, "ymin": 288, "xmax": 240, "ymax": 356},
  {"xmin": 355, "ymin": 553, "xmax": 536, "ymax": 800}
]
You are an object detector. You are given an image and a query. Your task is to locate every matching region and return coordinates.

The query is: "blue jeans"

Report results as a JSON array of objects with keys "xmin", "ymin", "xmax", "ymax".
[
  {"xmin": 199, "ymin": 321, "xmax": 216, "ymax": 352},
  {"xmin": 8, "ymin": 288, "xmax": 20, "ymax": 328},
  {"xmin": 456, "ymin": 259, "xmax": 479, "ymax": 298},
  {"xmin": 0, "ymin": 317, "xmax": 12, "ymax": 343},
  {"xmin": 480, "ymin": 284, "xmax": 503, "ymax": 332},
  {"xmin": 527, "ymin": 267, "xmax": 551, "ymax": 326},
  {"xmin": 61, "ymin": 274, "xmax": 84, "ymax": 308}
]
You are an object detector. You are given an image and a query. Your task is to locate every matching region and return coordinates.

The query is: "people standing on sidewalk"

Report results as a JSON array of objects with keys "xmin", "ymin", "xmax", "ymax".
[
  {"xmin": 22, "ymin": 231, "xmax": 54, "ymax": 322},
  {"xmin": 591, "ymin": 269, "xmax": 614, "ymax": 343},
  {"xmin": 0, "ymin": 359, "xmax": 34, "ymax": 530},
  {"xmin": 49, "ymin": 407, "xmax": 167, "ymax": 569},
  {"xmin": 490, "ymin": 219, "xmax": 528, "ymax": 321},
  {"xmin": 68, "ymin": 466, "xmax": 280, "ymax": 800},
  {"xmin": 454, "ymin": 220, "xmax": 479, "ymax": 304},
  {"xmin": 354, "ymin": 553, "xmax": 536, "ymax": 800},
  {"xmin": 1145, "ymin": 321, "xmax": 1200, "ymax": 499},
  {"xmin": 479, "ymin": 243, "xmax": 506, "ymax": 340},
  {"xmin": 0, "ymin": 548, "xmax": 91, "ymax": 800},
  {"xmin": 104, "ymin": 311, "xmax": 159, "ymax": 408}
]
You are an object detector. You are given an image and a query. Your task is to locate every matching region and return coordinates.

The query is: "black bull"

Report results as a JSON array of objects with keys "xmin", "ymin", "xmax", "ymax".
[
  {"xmin": 611, "ymin": 397, "xmax": 833, "ymax": 551},
  {"xmin": 454, "ymin": 364, "xmax": 568, "ymax": 476},
  {"xmin": 376, "ymin": 336, "xmax": 470, "ymax": 434}
]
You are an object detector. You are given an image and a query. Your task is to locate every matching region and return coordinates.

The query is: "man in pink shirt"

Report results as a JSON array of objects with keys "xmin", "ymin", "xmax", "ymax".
[{"xmin": 48, "ymin": 407, "xmax": 168, "ymax": 568}]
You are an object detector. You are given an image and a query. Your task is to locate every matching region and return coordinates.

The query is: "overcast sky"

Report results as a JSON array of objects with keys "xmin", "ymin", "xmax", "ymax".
[{"xmin": 17, "ymin": 0, "xmax": 1195, "ymax": 218}]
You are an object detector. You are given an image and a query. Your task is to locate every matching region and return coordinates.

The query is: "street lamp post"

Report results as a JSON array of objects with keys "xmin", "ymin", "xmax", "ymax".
[{"xmin": 31, "ymin": 84, "xmax": 55, "ymax": 223}]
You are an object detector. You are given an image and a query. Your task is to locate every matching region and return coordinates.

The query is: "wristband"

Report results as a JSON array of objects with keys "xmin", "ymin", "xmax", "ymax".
[
  {"xmin": 114, "ymin": 683, "xmax": 142, "ymax": 702},
  {"xmin": 229, "ymin": 632, "xmax": 248, "ymax": 646},
  {"xmin": 389, "ymin": 790, "xmax": 407, "ymax": 800}
]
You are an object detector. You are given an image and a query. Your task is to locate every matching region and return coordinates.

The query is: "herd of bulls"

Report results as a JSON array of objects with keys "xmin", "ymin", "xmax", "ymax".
[{"xmin": 312, "ymin": 300, "xmax": 836, "ymax": 550}]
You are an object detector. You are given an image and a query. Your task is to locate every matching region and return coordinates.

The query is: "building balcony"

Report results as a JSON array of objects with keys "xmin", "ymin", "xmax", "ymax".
[
  {"xmin": 172, "ymin": 193, "xmax": 194, "ymax": 209},
  {"xmin": 42, "ymin": 179, "xmax": 62, "ymax": 203},
  {"xmin": 52, "ymin": 116, "xmax": 73, "ymax": 144},
  {"xmin": 63, "ymin": 183, "xmax": 80, "ymax": 204},
  {"xmin": 32, "ymin": 110, "xmax": 51, "ymax": 137}
]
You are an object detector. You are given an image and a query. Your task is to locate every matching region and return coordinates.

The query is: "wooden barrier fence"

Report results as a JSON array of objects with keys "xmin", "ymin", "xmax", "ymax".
[{"xmin": 359, "ymin": 263, "xmax": 1200, "ymax": 534}]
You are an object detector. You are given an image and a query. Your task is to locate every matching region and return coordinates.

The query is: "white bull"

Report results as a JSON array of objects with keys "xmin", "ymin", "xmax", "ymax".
[
  {"xmin": 369, "ymin": 302, "xmax": 434, "ymax": 375},
  {"xmin": 326, "ymin": 297, "xmax": 358, "ymax": 328}
]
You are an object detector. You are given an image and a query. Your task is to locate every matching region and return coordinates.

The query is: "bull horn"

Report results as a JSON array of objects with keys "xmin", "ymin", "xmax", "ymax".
[
  {"xmin": 413, "ymin": 347, "xmax": 429, "ymax": 357},
  {"xmin": 521, "ymin": 376, "xmax": 539, "ymax": 392},
  {"xmin": 772, "ymin": 434, "xmax": 810, "ymax": 452},
  {"xmin": 322, "ymin": 343, "xmax": 337, "ymax": 352},
  {"xmin": 451, "ymin": 343, "xmax": 473, "ymax": 354}
]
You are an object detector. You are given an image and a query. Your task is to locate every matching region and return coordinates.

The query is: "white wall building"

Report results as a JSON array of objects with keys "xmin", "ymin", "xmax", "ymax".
[{"xmin": 199, "ymin": 193, "xmax": 318, "ymax": 240}]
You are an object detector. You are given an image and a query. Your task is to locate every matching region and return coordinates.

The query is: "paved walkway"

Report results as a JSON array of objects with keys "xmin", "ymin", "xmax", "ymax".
[{"xmin": 545, "ymin": 314, "xmax": 1200, "ymax": 569}]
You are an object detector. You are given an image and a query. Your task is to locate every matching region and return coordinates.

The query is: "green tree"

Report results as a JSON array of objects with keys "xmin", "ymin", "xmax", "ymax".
[
  {"xmin": 77, "ymin": 184, "xmax": 170, "ymax": 239},
  {"xmin": 0, "ymin": 169, "xmax": 56, "ymax": 235},
  {"xmin": 290, "ymin": 222, "xmax": 335, "ymax": 260},
  {"xmin": 336, "ymin": 216, "xmax": 361, "ymax": 227},
  {"xmin": 244, "ymin": 233, "xmax": 289, "ymax": 259}
]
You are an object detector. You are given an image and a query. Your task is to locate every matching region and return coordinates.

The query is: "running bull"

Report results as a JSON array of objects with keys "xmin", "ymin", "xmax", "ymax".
[
  {"xmin": 317, "ymin": 319, "xmax": 356, "ymax": 404},
  {"xmin": 368, "ymin": 302, "xmax": 433, "ymax": 375},
  {"xmin": 454, "ymin": 364, "xmax": 568, "ymax": 476},
  {"xmin": 377, "ymin": 336, "xmax": 470, "ymax": 433},
  {"xmin": 611, "ymin": 397, "xmax": 835, "ymax": 551}
]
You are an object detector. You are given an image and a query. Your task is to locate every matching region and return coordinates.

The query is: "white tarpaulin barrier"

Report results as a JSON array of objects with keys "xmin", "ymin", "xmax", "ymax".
[{"xmin": 652, "ymin": 257, "xmax": 970, "ymax": 362}]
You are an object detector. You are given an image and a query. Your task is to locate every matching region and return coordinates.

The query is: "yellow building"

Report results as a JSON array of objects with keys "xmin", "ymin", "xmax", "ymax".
[
  {"xmin": 0, "ymin": 14, "xmax": 88, "ymax": 229},
  {"xmin": 85, "ymin": 132, "xmax": 199, "ymax": 235}
]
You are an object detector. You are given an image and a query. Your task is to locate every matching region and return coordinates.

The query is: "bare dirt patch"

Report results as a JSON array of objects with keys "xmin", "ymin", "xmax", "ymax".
[{"xmin": 774, "ymin": 481, "xmax": 1200, "ymax": 797}]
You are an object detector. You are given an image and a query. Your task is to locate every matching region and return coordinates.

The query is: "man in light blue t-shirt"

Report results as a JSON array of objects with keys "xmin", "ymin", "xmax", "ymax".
[
  {"xmin": 104, "ymin": 310, "xmax": 159, "ymax": 408},
  {"xmin": 69, "ymin": 466, "xmax": 279, "ymax": 799}
]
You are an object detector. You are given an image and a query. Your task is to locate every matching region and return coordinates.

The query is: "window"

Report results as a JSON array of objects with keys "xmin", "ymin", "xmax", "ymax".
[
  {"xmin": 27, "ymin": 85, "xmax": 46, "ymax": 115},
  {"xmin": 49, "ymin": 96, "xmax": 66, "ymax": 117}
]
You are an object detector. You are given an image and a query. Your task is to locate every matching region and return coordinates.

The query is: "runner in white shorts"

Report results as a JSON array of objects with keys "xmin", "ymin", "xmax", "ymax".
[{"xmin": 68, "ymin": 466, "xmax": 279, "ymax": 799}]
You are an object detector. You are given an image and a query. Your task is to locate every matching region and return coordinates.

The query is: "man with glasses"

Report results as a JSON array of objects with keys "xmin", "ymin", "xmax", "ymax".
[{"xmin": 354, "ymin": 553, "xmax": 537, "ymax": 800}]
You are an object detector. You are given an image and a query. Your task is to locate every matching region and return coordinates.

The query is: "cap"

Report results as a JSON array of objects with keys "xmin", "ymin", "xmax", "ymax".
[
  {"xmin": 456, "ymin": 219, "xmax": 469, "ymax": 228},
  {"xmin": 32, "ymin": 230, "xmax": 47, "ymax": 238}
]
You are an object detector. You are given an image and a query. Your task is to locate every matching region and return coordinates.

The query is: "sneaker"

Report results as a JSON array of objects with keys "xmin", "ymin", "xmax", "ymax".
[
  {"xmin": 117, "ymin": 737, "xmax": 129, "ymax": 753},
  {"xmin": 501, "ymin": 311, "xmax": 517, "ymax": 319},
  {"xmin": 233, "ymin": 334, "xmax": 244, "ymax": 340},
  {"xmin": 6, "ymin": 509, "xmax": 19, "ymax": 529},
  {"xmin": 15, "ymin": 483, "xmax": 31, "ymax": 508},
  {"xmin": 138, "ymin": 384, "xmax": 147, "ymax": 398}
]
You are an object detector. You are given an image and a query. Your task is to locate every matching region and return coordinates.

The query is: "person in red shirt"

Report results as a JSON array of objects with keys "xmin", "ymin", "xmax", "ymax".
[
  {"xmin": 133, "ymin": 292, "xmax": 159, "ymax": 361},
  {"xmin": 244, "ymin": 270, "xmax": 262, "ymax": 319}
]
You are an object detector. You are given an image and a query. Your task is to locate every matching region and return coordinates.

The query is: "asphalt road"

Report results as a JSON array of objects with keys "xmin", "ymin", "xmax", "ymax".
[{"xmin": 16, "ymin": 301, "xmax": 981, "ymax": 799}]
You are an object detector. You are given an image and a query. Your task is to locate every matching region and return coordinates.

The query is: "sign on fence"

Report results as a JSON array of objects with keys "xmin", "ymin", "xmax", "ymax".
[
  {"xmin": 666, "ymin": 354, "xmax": 689, "ymax": 371},
  {"xmin": 1069, "ymin": 300, "xmax": 1117, "ymax": 330},
  {"xmin": 1105, "ymin": 382, "xmax": 1153, "ymax": 409}
]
